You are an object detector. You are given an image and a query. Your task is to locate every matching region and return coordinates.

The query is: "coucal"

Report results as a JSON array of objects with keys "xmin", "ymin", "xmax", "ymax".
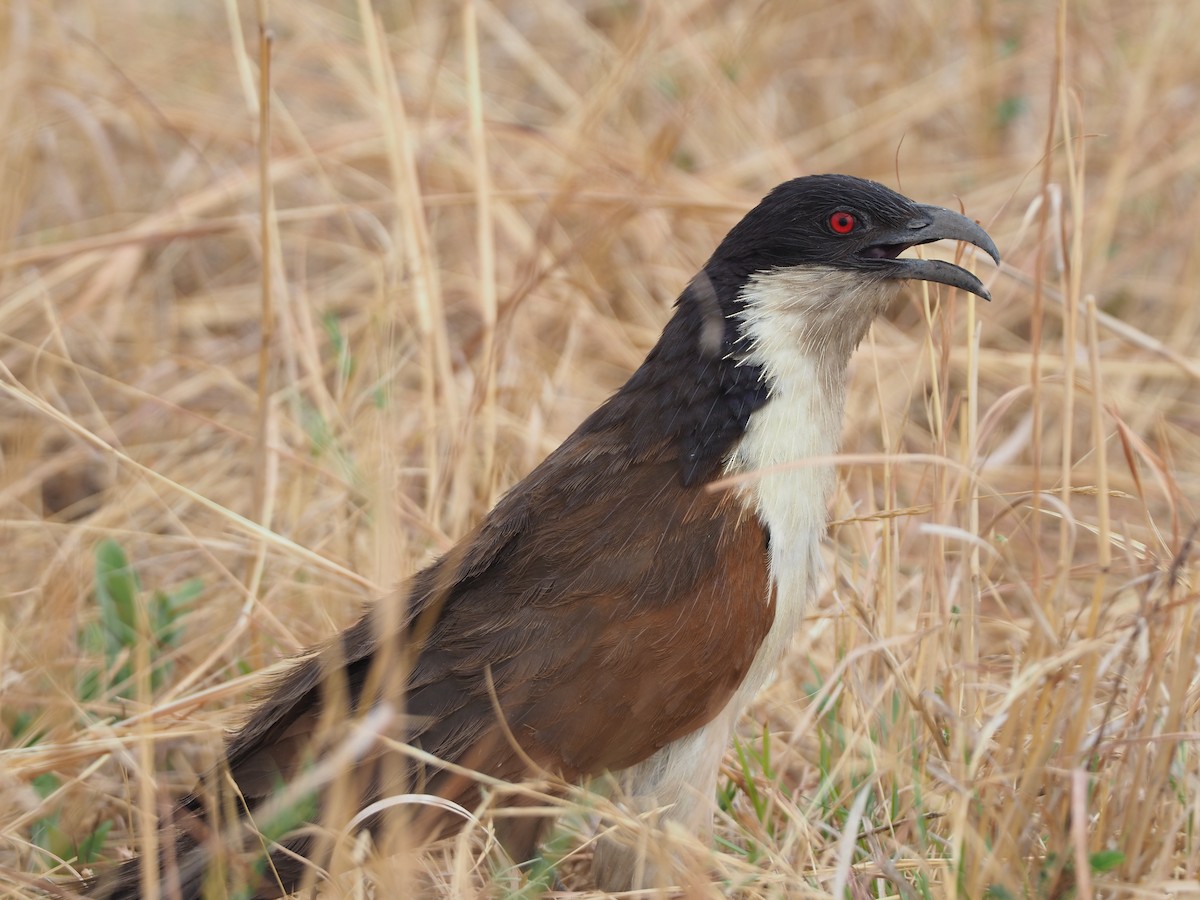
[{"xmin": 86, "ymin": 174, "xmax": 998, "ymax": 897}]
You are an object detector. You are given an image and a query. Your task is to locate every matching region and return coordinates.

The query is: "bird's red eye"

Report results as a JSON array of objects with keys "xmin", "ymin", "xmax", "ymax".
[{"xmin": 829, "ymin": 211, "xmax": 856, "ymax": 234}]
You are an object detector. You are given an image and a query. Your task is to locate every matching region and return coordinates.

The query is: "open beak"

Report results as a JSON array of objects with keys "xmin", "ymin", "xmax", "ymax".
[{"xmin": 863, "ymin": 205, "xmax": 1000, "ymax": 301}]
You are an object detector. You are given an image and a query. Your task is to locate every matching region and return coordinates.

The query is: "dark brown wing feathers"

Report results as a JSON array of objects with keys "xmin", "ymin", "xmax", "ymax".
[{"xmin": 211, "ymin": 426, "xmax": 771, "ymax": 838}]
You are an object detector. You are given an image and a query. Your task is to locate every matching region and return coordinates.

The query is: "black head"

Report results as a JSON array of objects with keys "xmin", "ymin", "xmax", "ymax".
[
  {"xmin": 706, "ymin": 173, "xmax": 999, "ymax": 303},
  {"xmin": 591, "ymin": 175, "xmax": 1000, "ymax": 487}
]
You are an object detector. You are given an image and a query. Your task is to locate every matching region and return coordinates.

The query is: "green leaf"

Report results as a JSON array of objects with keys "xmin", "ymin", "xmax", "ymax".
[
  {"xmin": 94, "ymin": 539, "xmax": 140, "ymax": 661},
  {"xmin": 75, "ymin": 820, "xmax": 114, "ymax": 864},
  {"xmin": 151, "ymin": 577, "xmax": 202, "ymax": 647},
  {"xmin": 32, "ymin": 773, "xmax": 60, "ymax": 799},
  {"xmin": 1089, "ymin": 850, "xmax": 1125, "ymax": 873},
  {"xmin": 86, "ymin": 541, "xmax": 197, "ymax": 699}
]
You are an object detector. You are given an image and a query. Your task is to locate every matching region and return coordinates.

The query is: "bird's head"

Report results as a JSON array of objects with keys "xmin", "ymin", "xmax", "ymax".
[
  {"xmin": 605, "ymin": 175, "xmax": 1000, "ymax": 485},
  {"xmin": 698, "ymin": 174, "xmax": 1000, "ymax": 364}
]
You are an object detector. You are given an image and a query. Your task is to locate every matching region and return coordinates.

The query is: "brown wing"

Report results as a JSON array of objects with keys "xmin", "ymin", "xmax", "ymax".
[
  {"xmin": 401, "ymin": 434, "xmax": 773, "ymax": 783},
  {"xmin": 218, "ymin": 289, "xmax": 778, "ymax": 817},
  {"xmin": 211, "ymin": 426, "xmax": 772, "ymax": 872},
  {"xmin": 116, "ymin": 433, "xmax": 769, "ymax": 898}
]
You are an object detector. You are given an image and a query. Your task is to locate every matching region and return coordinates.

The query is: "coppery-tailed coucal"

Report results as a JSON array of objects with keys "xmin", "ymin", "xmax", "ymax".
[{"xmin": 87, "ymin": 174, "xmax": 999, "ymax": 897}]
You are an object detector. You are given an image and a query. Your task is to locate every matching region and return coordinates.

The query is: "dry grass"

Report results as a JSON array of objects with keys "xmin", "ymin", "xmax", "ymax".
[{"xmin": 2, "ymin": 0, "xmax": 1198, "ymax": 896}]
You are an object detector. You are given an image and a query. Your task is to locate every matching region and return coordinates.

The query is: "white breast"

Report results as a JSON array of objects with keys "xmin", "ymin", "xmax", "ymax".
[
  {"xmin": 726, "ymin": 361, "xmax": 837, "ymax": 696},
  {"xmin": 727, "ymin": 266, "xmax": 901, "ymax": 695}
]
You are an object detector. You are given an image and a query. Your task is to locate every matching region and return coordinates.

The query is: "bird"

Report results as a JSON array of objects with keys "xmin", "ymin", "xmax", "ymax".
[{"xmin": 85, "ymin": 174, "xmax": 998, "ymax": 897}]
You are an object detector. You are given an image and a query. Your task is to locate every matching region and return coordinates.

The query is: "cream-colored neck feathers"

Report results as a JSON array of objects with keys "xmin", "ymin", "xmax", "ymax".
[{"xmin": 728, "ymin": 266, "xmax": 901, "ymax": 684}]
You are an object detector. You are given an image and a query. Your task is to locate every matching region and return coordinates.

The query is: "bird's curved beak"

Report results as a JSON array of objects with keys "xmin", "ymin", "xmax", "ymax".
[{"xmin": 864, "ymin": 205, "xmax": 1000, "ymax": 301}]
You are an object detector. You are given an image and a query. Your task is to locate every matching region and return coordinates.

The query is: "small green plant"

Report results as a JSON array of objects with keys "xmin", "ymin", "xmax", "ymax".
[
  {"xmin": 28, "ymin": 773, "xmax": 113, "ymax": 866},
  {"xmin": 731, "ymin": 724, "xmax": 777, "ymax": 829},
  {"xmin": 505, "ymin": 824, "xmax": 573, "ymax": 898},
  {"xmin": 321, "ymin": 311, "xmax": 355, "ymax": 386},
  {"xmin": 716, "ymin": 724, "xmax": 782, "ymax": 866},
  {"xmin": 1089, "ymin": 849, "xmax": 1125, "ymax": 874},
  {"xmin": 79, "ymin": 539, "xmax": 201, "ymax": 702}
]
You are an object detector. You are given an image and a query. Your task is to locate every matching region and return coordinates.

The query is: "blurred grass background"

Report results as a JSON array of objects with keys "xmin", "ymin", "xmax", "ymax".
[{"xmin": 1, "ymin": 0, "xmax": 1198, "ymax": 896}]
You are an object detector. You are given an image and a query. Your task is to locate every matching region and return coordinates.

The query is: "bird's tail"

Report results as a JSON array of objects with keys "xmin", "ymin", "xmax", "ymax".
[
  {"xmin": 81, "ymin": 820, "xmax": 317, "ymax": 899},
  {"xmin": 83, "ymin": 836, "xmax": 201, "ymax": 900}
]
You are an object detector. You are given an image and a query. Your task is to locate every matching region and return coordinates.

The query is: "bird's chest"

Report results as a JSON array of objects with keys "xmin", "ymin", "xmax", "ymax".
[{"xmin": 725, "ymin": 359, "xmax": 844, "ymax": 689}]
